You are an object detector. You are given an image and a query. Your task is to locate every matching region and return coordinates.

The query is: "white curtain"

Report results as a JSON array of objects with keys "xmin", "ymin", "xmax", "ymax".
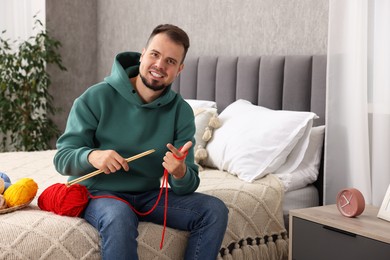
[
  {"xmin": 325, "ymin": 0, "xmax": 390, "ymax": 206},
  {"xmin": 0, "ymin": 0, "xmax": 45, "ymax": 41}
]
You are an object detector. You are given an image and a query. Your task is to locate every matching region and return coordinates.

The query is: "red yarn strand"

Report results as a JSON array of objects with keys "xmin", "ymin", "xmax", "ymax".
[
  {"xmin": 88, "ymin": 170, "xmax": 170, "ymax": 249},
  {"xmin": 160, "ymin": 169, "xmax": 169, "ymax": 249},
  {"xmin": 88, "ymin": 173, "xmax": 166, "ymax": 216},
  {"xmin": 158, "ymin": 150, "xmax": 188, "ymax": 249}
]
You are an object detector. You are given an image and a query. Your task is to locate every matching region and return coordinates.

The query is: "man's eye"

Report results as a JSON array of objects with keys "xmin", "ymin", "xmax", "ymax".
[{"xmin": 167, "ymin": 59, "xmax": 176, "ymax": 65}]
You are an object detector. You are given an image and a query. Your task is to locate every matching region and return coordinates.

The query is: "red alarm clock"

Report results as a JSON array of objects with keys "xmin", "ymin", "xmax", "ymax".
[{"xmin": 336, "ymin": 188, "xmax": 365, "ymax": 217}]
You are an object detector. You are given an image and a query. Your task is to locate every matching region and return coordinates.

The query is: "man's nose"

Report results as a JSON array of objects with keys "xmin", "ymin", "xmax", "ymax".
[{"xmin": 155, "ymin": 58, "xmax": 164, "ymax": 68}]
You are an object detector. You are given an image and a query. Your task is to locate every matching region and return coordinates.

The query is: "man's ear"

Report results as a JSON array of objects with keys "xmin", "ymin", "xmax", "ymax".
[
  {"xmin": 140, "ymin": 48, "xmax": 146, "ymax": 62},
  {"xmin": 176, "ymin": 63, "xmax": 184, "ymax": 77}
]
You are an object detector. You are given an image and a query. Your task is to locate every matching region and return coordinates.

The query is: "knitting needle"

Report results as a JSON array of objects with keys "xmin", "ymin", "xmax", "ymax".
[{"xmin": 66, "ymin": 149, "xmax": 155, "ymax": 186}]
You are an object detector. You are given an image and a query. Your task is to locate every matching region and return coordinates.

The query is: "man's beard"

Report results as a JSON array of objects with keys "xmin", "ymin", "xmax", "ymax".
[{"xmin": 140, "ymin": 73, "xmax": 167, "ymax": 92}]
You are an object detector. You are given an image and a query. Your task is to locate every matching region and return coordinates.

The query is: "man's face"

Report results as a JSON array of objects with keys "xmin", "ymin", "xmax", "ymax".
[{"xmin": 139, "ymin": 33, "xmax": 185, "ymax": 91}]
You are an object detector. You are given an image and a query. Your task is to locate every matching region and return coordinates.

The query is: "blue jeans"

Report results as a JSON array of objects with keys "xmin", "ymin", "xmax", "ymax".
[{"xmin": 83, "ymin": 189, "xmax": 228, "ymax": 260}]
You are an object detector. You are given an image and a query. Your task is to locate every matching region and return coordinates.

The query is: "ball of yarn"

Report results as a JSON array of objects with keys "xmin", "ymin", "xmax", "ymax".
[
  {"xmin": 0, "ymin": 194, "xmax": 7, "ymax": 209},
  {"xmin": 0, "ymin": 172, "xmax": 11, "ymax": 183},
  {"xmin": 3, "ymin": 178, "xmax": 38, "ymax": 207},
  {"xmin": 38, "ymin": 183, "xmax": 89, "ymax": 217},
  {"xmin": 0, "ymin": 179, "xmax": 4, "ymax": 194},
  {"xmin": 0, "ymin": 172, "xmax": 12, "ymax": 193}
]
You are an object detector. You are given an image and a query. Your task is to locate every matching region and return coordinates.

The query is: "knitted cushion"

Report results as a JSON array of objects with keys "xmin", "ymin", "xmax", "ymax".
[{"xmin": 192, "ymin": 107, "xmax": 220, "ymax": 168}]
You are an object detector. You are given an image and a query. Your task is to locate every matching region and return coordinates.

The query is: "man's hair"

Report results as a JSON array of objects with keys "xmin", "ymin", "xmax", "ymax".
[{"xmin": 146, "ymin": 24, "xmax": 190, "ymax": 63}]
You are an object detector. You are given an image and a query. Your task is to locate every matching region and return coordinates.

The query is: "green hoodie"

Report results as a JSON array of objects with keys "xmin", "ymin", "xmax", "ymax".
[{"xmin": 54, "ymin": 52, "xmax": 199, "ymax": 195}]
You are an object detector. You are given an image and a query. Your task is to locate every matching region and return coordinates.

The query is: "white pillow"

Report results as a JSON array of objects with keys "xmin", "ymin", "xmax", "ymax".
[
  {"xmin": 273, "ymin": 119, "xmax": 312, "ymax": 174},
  {"xmin": 185, "ymin": 99, "xmax": 217, "ymax": 109},
  {"xmin": 205, "ymin": 99, "xmax": 318, "ymax": 182},
  {"xmin": 276, "ymin": 125, "xmax": 325, "ymax": 191}
]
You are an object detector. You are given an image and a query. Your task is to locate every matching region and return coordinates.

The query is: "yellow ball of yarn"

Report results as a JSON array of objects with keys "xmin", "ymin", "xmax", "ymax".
[{"xmin": 3, "ymin": 178, "xmax": 38, "ymax": 207}]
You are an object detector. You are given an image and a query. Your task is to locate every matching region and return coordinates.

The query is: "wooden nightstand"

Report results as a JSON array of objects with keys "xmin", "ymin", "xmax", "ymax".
[{"xmin": 289, "ymin": 204, "xmax": 390, "ymax": 260}]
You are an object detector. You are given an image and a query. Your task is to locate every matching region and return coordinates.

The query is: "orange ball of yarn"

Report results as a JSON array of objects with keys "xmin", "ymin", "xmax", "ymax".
[
  {"xmin": 3, "ymin": 178, "xmax": 38, "ymax": 207},
  {"xmin": 38, "ymin": 183, "xmax": 89, "ymax": 217}
]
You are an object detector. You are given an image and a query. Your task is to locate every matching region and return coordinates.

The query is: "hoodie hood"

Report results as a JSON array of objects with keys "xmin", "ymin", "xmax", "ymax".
[{"xmin": 104, "ymin": 52, "xmax": 177, "ymax": 109}]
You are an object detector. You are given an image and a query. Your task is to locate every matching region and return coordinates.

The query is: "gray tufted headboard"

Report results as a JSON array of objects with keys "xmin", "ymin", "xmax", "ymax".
[
  {"xmin": 172, "ymin": 55, "xmax": 327, "ymax": 126},
  {"xmin": 172, "ymin": 55, "xmax": 327, "ymax": 202}
]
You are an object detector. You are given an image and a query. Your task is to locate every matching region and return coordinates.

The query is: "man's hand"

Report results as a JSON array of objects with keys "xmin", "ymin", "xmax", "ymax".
[
  {"xmin": 88, "ymin": 150, "xmax": 129, "ymax": 174},
  {"xmin": 163, "ymin": 141, "xmax": 192, "ymax": 179}
]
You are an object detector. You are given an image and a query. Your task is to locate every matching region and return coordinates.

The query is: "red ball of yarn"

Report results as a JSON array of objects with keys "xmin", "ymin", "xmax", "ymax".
[{"xmin": 38, "ymin": 183, "xmax": 89, "ymax": 217}]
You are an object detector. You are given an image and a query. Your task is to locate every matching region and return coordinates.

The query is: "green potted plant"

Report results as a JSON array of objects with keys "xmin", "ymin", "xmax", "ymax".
[{"xmin": 0, "ymin": 18, "xmax": 66, "ymax": 152}]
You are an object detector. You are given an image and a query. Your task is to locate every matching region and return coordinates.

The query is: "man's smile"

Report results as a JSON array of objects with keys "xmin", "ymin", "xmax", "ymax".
[{"xmin": 150, "ymin": 71, "xmax": 163, "ymax": 78}]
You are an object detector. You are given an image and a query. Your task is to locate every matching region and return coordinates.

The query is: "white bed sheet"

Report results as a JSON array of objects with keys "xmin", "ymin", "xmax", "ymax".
[{"xmin": 282, "ymin": 184, "xmax": 319, "ymax": 228}]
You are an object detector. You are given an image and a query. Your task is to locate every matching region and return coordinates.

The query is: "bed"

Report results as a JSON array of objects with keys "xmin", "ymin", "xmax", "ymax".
[{"xmin": 0, "ymin": 55, "xmax": 326, "ymax": 260}]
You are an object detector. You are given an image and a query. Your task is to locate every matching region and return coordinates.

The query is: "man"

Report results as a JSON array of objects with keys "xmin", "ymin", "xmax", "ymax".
[{"xmin": 54, "ymin": 24, "xmax": 228, "ymax": 259}]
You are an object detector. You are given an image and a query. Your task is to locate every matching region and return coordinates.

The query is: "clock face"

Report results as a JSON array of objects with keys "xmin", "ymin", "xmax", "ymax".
[{"xmin": 336, "ymin": 188, "xmax": 365, "ymax": 217}]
